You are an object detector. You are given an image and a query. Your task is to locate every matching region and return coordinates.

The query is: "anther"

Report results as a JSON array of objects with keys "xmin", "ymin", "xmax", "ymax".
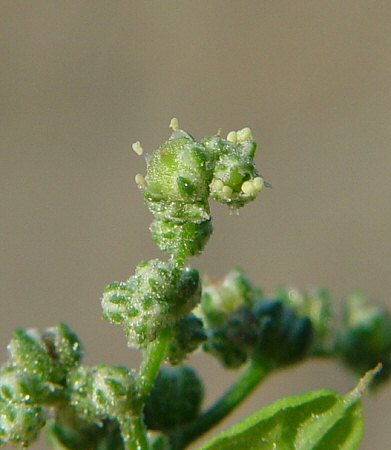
[
  {"xmin": 237, "ymin": 127, "xmax": 253, "ymax": 142},
  {"xmin": 169, "ymin": 117, "xmax": 179, "ymax": 130},
  {"xmin": 226, "ymin": 131, "xmax": 237, "ymax": 144},
  {"xmin": 132, "ymin": 141, "xmax": 144, "ymax": 156}
]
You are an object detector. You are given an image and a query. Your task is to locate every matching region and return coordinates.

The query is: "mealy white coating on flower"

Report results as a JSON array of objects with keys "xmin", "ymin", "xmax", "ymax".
[
  {"xmin": 169, "ymin": 117, "xmax": 179, "ymax": 130},
  {"xmin": 132, "ymin": 141, "xmax": 144, "ymax": 156}
]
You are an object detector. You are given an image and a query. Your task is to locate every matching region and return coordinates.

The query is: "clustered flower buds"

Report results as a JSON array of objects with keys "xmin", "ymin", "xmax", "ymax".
[
  {"xmin": 0, "ymin": 324, "xmax": 82, "ymax": 446},
  {"xmin": 69, "ymin": 364, "xmax": 137, "ymax": 422},
  {"xmin": 102, "ymin": 259, "xmax": 201, "ymax": 347},
  {"xmin": 167, "ymin": 314, "xmax": 207, "ymax": 365},
  {"xmin": 276, "ymin": 286, "xmax": 333, "ymax": 355},
  {"xmin": 197, "ymin": 269, "xmax": 314, "ymax": 369},
  {"xmin": 133, "ymin": 119, "xmax": 265, "ymax": 263},
  {"xmin": 335, "ymin": 291, "xmax": 391, "ymax": 385},
  {"xmin": 2, "ymin": 119, "xmax": 390, "ymax": 449}
]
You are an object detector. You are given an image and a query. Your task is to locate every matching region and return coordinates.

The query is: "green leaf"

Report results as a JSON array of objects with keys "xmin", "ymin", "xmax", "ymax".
[{"xmin": 198, "ymin": 367, "xmax": 379, "ymax": 450}]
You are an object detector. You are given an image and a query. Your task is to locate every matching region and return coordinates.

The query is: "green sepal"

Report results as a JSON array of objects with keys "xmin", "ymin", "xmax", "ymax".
[
  {"xmin": 167, "ymin": 314, "xmax": 207, "ymax": 365},
  {"xmin": 0, "ymin": 364, "xmax": 63, "ymax": 405},
  {"xmin": 8, "ymin": 328, "xmax": 55, "ymax": 380},
  {"xmin": 198, "ymin": 268, "xmax": 262, "ymax": 328},
  {"xmin": 42, "ymin": 323, "xmax": 83, "ymax": 381},
  {"xmin": 7, "ymin": 324, "xmax": 83, "ymax": 387},
  {"xmin": 68, "ymin": 364, "xmax": 137, "ymax": 423},
  {"xmin": 145, "ymin": 133, "xmax": 209, "ymax": 204}
]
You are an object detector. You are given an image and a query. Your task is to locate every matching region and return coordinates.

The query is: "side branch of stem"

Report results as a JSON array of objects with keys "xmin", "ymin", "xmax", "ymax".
[{"xmin": 170, "ymin": 358, "xmax": 270, "ymax": 449}]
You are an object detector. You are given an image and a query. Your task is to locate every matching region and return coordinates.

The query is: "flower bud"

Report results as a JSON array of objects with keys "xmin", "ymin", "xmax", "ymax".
[
  {"xmin": 42, "ymin": 323, "xmax": 83, "ymax": 381},
  {"xmin": 335, "ymin": 291, "xmax": 391, "ymax": 385},
  {"xmin": 144, "ymin": 130, "xmax": 210, "ymax": 224},
  {"xmin": 102, "ymin": 259, "xmax": 201, "ymax": 347},
  {"xmin": 8, "ymin": 329, "xmax": 54, "ymax": 381},
  {"xmin": 0, "ymin": 400, "xmax": 46, "ymax": 447},
  {"xmin": 276, "ymin": 286, "xmax": 333, "ymax": 354},
  {"xmin": 203, "ymin": 307, "xmax": 258, "ymax": 369},
  {"xmin": 69, "ymin": 364, "xmax": 137, "ymax": 422},
  {"xmin": 253, "ymin": 299, "xmax": 314, "ymax": 367},
  {"xmin": 197, "ymin": 268, "xmax": 261, "ymax": 328},
  {"xmin": 144, "ymin": 366, "xmax": 204, "ymax": 431},
  {"xmin": 204, "ymin": 128, "xmax": 262, "ymax": 209},
  {"xmin": 167, "ymin": 314, "xmax": 207, "ymax": 365},
  {"xmin": 0, "ymin": 365, "xmax": 61, "ymax": 405}
]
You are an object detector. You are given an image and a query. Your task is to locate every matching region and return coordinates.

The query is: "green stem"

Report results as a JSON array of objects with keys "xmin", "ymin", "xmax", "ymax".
[
  {"xmin": 122, "ymin": 327, "xmax": 171, "ymax": 450},
  {"xmin": 119, "ymin": 416, "xmax": 149, "ymax": 450},
  {"xmin": 136, "ymin": 327, "xmax": 171, "ymax": 402},
  {"xmin": 170, "ymin": 358, "xmax": 271, "ymax": 450}
]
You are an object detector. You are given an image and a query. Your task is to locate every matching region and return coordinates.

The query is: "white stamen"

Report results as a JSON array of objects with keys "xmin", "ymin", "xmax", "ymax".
[
  {"xmin": 237, "ymin": 127, "xmax": 253, "ymax": 142},
  {"xmin": 253, "ymin": 177, "xmax": 264, "ymax": 192},
  {"xmin": 241, "ymin": 180, "xmax": 255, "ymax": 195},
  {"xmin": 132, "ymin": 141, "xmax": 144, "ymax": 156},
  {"xmin": 169, "ymin": 117, "xmax": 179, "ymax": 130},
  {"xmin": 227, "ymin": 131, "xmax": 237, "ymax": 144}
]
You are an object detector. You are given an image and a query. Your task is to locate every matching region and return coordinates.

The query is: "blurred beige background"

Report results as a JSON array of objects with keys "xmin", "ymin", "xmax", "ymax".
[{"xmin": 1, "ymin": 1, "xmax": 390, "ymax": 449}]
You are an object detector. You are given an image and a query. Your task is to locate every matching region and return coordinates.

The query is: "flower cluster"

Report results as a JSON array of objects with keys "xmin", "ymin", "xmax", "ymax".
[
  {"xmin": 197, "ymin": 269, "xmax": 314, "ymax": 369},
  {"xmin": 134, "ymin": 119, "xmax": 265, "ymax": 263},
  {"xmin": 0, "ymin": 324, "xmax": 82, "ymax": 446}
]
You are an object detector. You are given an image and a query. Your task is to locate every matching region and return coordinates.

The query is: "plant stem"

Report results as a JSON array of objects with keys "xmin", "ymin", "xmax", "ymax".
[
  {"xmin": 121, "ymin": 328, "xmax": 171, "ymax": 450},
  {"xmin": 170, "ymin": 358, "xmax": 271, "ymax": 449},
  {"xmin": 136, "ymin": 327, "xmax": 171, "ymax": 402},
  {"xmin": 119, "ymin": 416, "xmax": 149, "ymax": 450}
]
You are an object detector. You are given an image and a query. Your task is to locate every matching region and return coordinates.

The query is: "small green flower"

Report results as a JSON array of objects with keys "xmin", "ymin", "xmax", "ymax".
[
  {"xmin": 335, "ymin": 291, "xmax": 391, "ymax": 385},
  {"xmin": 167, "ymin": 314, "xmax": 207, "ymax": 365},
  {"xmin": 102, "ymin": 259, "xmax": 201, "ymax": 347},
  {"xmin": 276, "ymin": 286, "xmax": 333, "ymax": 354},
  {"xmin": 69, "ymin": 364, "xmax": 137, "ymax": 422},
  {"xmin": 203, "ymin": 313, "xmax": 253, "ymax": 369},
  {"xmin": 197, "ymin": 268, "xmax": 261, "ymax": 328},
  {"xmin": 0, "ymin": 364, "xmax": 62, "ymax": 405},
  {"xmin": 8, "ymin": 329, "xmax": 55, "ymax": 381},
  {"xmin": 253, "ymin": 299, "xmax": 314, "ymax": 367},
  {"xmin": 7, "ymin": 324, "xmax": 83, "ymax": 387},
  {"xmin": 133, "ymin": 120, "xmax": 266, "ymax": 263},
  {"xmin": 42, "ymin": 323, "xmax": 83, "ymax": 380},
  {"xmin": 144, "ymin": 366, "xmax": 204, "ymax": 431},
  {"xmin": 204, "ymin": 127, "xmax": 264, "ymax": 209},
  {"xmin": 0, "ymin": 400, "xmax": 46, "ymax": 447}
]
